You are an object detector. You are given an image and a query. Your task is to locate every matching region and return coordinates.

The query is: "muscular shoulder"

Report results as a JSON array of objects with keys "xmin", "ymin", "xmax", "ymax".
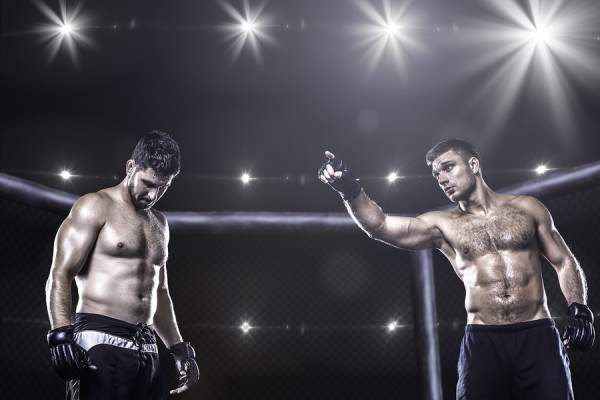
[
  {"xmin": 504, "ymin": 194, "xmax": 549, "ymax": 218},
  {"xmin": 417, "ymin": 207, "xmax": 463, "ymax": 226},
  {"xmin": 150, "ymin": 208, "xmax": 169, "ymax": 229},
  {"xmin": 68, "ymin": 190, "xmax": 112, "ymax": 226},
  {"xmin": 415, "ymin": 210, "xmax": 457, "ymax": 250}
]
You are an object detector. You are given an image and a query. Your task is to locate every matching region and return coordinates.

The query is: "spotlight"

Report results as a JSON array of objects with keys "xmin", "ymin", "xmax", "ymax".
[
  {"xmin": 535, "ymin": 165, "xmax": 548, "ymax": 175},
  {"xmin": 241, "ymin": 173, "xmax": 252, "ymax": 183},
  {"xmin": 387, "ymin": 320, "xmax": 399, "ymax": 332},
  {"xmin": 240, "ymin": 20, "xmax": 255, "ymax": 33},
  {"xmin": 33, "ymin": 0, "xmax": 94, "ymax": 66},
  {"xmin": 240, "ymin": 321, "xmax": 253, "ymax": 334},
  {"xmin": 387, "ymin": 172, "xmax": 399, "ymax": 182},
  {"xmin": 60, "ymin": 170, "xmax": 72, "ymax": 180},
  {"xmin": 530, "ymin": 27, "xmax": 549, "ymax": 43},
  {"xmin": 352, "ymin": 0, "xmax": 423, "ymax": 76},
  {"xmin": 459, "ymin": 0, "xmax": 600, "ymax": 135},
  {"xmin": 217, "ymin": 0, "xmax": 277, "ymax": 65},
  {"xmin": 59, "ymin": 22, "xmax": 73, "ymax": 35}
]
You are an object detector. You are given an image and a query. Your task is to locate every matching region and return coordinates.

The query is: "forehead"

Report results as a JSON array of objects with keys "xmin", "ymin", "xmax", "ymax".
[
  {"xmin": 431, "ymin": 150, "xmax": 464, "ymax": 171},
  {"xmin": 135, "ymin": 167, "xmax": 173, "ymax": 186}
]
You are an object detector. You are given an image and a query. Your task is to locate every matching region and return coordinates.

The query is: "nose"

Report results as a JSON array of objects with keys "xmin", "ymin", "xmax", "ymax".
[
  {"xmin": 437, "ymin": 172, "xmax": 449, "ymax": 185},
  {"xmin": 147, "ymin": 187, "xmax": 159, "ymax": 201}
]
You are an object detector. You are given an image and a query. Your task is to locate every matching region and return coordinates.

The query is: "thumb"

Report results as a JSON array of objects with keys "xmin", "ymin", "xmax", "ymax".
[
  {"xmin": 180, "ymin": 370, "xmax": 187, "ymax": 376},
  {"xmin": 325, "ymin": 151, "xmax": 335, "ymax": 159}
]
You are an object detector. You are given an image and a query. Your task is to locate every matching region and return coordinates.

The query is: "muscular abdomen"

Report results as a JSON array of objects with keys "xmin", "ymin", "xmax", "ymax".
[
  {"xmin": 463, "ymin": 250, "xmax": 549, "ymax": 325},
  {"xmin": 75, "ymin": 258, "xmax": 159, "ymax": 324}
]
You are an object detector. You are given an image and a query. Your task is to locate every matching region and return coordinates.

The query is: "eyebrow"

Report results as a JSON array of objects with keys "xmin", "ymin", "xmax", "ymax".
[
  {"xmin": 142, "ymin": 179, "xmax": 171, "ymax": 188},
  {"xmin": 432, "ymin": 161, "xmax": 454, "ymax": 176}
]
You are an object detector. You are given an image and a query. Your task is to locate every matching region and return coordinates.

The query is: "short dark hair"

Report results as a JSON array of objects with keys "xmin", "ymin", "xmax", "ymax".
[
  {"xmin": 131, "ymin": 131, "xmax": 181, "ymax": 179},
  {"xmin": 425, "ymin": 138, "xmax": 481, "ymax": 167}
]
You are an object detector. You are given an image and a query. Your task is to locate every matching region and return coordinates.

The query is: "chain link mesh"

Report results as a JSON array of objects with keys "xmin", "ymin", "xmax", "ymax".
[{"xmin": 2, "ymin": 184, "xmax": 599, "ymax": 399}]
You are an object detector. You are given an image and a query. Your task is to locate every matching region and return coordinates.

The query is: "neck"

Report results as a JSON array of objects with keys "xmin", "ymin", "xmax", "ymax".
[{"xmin": 458, "ymin": 180, "xmax": 496, "ymax": 215}]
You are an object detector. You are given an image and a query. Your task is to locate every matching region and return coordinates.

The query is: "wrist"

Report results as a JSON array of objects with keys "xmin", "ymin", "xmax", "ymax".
[
  {"xmin": 568, "ymin": 302, "xmax": 594, "ymax": 323},
  {"xmin": 47, "ymin": 325, "xmax": 75, "ymax": 347},
  {"xmin": 169, "ymin": 341, "xmax": 196, "ymax": 359}
]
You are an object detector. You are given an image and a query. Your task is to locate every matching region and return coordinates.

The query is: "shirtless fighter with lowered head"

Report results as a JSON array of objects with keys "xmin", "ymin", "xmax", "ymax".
[
  {"xmin": 318, "ymin": 139, "xmax": 594, "ymax": 399},
  {"xmin": 46, "ymin": 131, "xmax": 199, "ymax": 399}
]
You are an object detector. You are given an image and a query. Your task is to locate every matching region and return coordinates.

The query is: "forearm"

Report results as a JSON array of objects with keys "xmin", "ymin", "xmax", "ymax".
[
  {"xmin": 346, "ymin": 190, "xmax": 388, "ymax": 238},
  {"xmin": 46, "ymin": 274, "xmax": 75, "ymax": 329},
  {"xmin": 153, "ymin": 288, "xmax": 184, "ymax": 347},
  {"xmin": 557, "ymin": 258, "xmax": 587, "ymax": 305}
]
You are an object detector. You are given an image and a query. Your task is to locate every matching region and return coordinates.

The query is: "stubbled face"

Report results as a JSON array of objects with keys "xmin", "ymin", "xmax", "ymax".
[
  {"xmin": 127, "ymin": 164, "xmax": 172, "ymax": 210},
  {"xmin": 431, "ymin": 150, "xmax": 477, "ymax": 202}
]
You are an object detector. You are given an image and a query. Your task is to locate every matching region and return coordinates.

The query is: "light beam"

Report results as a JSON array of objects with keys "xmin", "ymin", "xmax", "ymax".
[
  {"xmin": 351, "ymin": 0, "xmax": 425, "ymax": 78},
  {"xmin": 217, "ymin": 0, "xmax": 278, "ymax": 66},
  {"xmin": 32, "ymin": 0, "xmax": 94, "ymax": 66},
  {"xmin": 454, "ymin": 0, "xmax": 600, "ymax": 141}
]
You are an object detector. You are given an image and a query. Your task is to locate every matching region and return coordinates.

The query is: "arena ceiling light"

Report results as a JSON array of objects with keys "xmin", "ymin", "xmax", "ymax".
[
  {"xmin": 217, "ymin": 0, "xmax": 277, "ymax": 66},
  {"xmin": 351, "ymin": 0, "xmax": 424, "ymax": 77},
  {"xmin": 387, "ymin": 172, "xmax": 399, "ymax": 183},
  {"xmin": 387, "ymin": 320, "xmax": 399, "ymax": 332},
  {"xmin": 240, "ymin": 321, "xmax": 253, "ymax": 334},
  {"xmin": 33, "ymin": 0, "xmax": 94, "ymax": 66},
  {"xmin": 59, "ymin": 170, "xmax": 72, "ymax": 180},
  {"xmin": 535, "ymin": 165, "xmax": 549, "ymax": 175},
  {"xmin": 240, "ymin": 173, "xmax": 252, "ymax": 183},
  {"xmin": 457, "ymin": 0, "xmax": 600, "ymax": 135}
]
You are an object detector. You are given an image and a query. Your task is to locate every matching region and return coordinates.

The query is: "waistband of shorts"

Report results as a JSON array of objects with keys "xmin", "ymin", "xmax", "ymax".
[
  {"xmin": 465, "ymin": 318, "xmax": 555, "ymax": 333},
  {"xmin": 74, "ymin": 313, "xmax": 154, "ymax": 337}
]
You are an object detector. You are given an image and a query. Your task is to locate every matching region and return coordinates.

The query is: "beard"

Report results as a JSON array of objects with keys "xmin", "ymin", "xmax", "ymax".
[{"xmin": 128, "ymin": 180, "xmax": 152, "ymax": 210}]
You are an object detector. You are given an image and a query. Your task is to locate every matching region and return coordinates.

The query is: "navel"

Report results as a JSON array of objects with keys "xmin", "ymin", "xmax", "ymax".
[
  {"xmin": 117, "ymin": 242, "xmax": 124, "ymax": 248},
  {"xmin": 522, "ymin": 234, "xmax": 528, "ymax": 241},
  {"xmin": 463, "ymin": 248, "xmax": 469, "ymax": 254}
]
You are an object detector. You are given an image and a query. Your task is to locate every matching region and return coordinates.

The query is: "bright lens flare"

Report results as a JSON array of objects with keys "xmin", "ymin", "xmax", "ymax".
[
  {"xmin": 387, "ymin": 172, "xmax": 399, "ymax": 182},
  {"xmin": 240, "ymin": 321, "xmax": 253, "ymax": 334},
  {"xmin": 33, "ymin": 0, "xmax": 94, "ymax": 66},
  {"xmin": 536, "ymin": 165, "xmax": 548, "ymax": 175},
  {"xmin": 217, "ymin": 0, "xmax": 277, "ymax": 66},
  {"xmin": 455, "ymin": 0, "xmax": 600, "ymax": 142},
  {"xmin": 59, "ymin": 22, "xmax": 73, "ymax": 35},
  {"xmin": 241, "ymin": 173, "xmax": 252, "ymax": 183},
  {"xmin": 60, "ymin": 170, "xmax": 72, "ymax": 180},
  {"xmin": 351, "ymin": 0, "xmax": 424, "ymax": 78}
]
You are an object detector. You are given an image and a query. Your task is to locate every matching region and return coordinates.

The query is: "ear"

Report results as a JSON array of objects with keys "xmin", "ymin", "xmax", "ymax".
[
  {"xmin": 469, "ymin": 157, "xmax": 480, "ymax": 175},
  {"xmin": 126, "ymin": 160, "xmax": 136, "ymax": 176}
]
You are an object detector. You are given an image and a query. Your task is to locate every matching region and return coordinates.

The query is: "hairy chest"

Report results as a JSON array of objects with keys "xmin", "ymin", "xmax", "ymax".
[
  {"xmin": 444, "ymin": 207, "xmax": 537, "ymax": 261},
  {"xmin": 96, "ymin": 211, "xmax": 168, "ymax": 266}
]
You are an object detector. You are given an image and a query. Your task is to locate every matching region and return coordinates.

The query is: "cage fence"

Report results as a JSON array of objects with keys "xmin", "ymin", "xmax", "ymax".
[{"xmin": 1, "ymin": 168, "xmax": 599, "ymax": 399}]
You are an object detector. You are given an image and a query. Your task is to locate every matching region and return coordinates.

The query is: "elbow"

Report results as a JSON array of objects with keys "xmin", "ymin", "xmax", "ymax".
[{"xmin": 364, "ymin": 220, "xmax": 388, "ymax": 241}]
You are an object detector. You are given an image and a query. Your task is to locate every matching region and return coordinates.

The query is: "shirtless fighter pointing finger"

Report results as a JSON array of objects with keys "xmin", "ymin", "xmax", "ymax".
[
  {"xmin": 318, "ymin": 139, "xmax": 594, "ymax": 399},
  {"xmin": 46, "ymin": 131, "xmax": 199, "ymax": 399}
]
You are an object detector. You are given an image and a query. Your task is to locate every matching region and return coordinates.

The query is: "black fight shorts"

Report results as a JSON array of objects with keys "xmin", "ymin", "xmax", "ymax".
[
  {"xmin": 456, "ymin": 318, "xmax": 573, "ymax": 400},
  {"xmin": 67, "ymin": 313, "xmax": 163, "ymax": 400}
]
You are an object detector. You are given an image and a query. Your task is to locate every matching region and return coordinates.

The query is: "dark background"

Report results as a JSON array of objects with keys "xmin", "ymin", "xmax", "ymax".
[
  {"xmin": 2, "ymin": 0, "xmax": 599, "ymax": 214},
  {"xmin": 2, "ymin": 0, "xmax": 600, "ymax": 399}
]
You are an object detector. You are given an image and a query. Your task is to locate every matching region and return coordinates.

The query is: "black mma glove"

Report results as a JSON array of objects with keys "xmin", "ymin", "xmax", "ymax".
[
  {"xmin": 562, "ymin": 302, "xmax": 595, "ymax": 352},
  {"xmin": 169, "ymin": 342, "xmax": 200, "ymax": 390},
  {"xmin": 318, "ymin": 155, "xmax": 362, "ymax": 201},
  {"xmin": 47, "ymin": 325, "xmax": 94, "ymax": 380}
]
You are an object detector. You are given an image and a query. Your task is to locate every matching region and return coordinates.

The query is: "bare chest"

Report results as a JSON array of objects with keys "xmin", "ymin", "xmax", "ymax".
[
  {"xmin": 96, "ymin": 210, "xmax": 168, "ymax": 266},
  {"xmin": 445, "ymin": 207, "xmax": 537, "ymax": 261}
]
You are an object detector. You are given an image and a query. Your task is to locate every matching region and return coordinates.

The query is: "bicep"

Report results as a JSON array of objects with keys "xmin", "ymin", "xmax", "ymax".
[
  {"xmin": 377, "ymin": 214, "xmax": 443, "ymax": 250},
  {"xmin": 51, "ymin": 197, "xmax": 104, "ymax": 279},
  {"xmin": 534, "ymin": 201, "xmax": 573, "ymax": 268}
]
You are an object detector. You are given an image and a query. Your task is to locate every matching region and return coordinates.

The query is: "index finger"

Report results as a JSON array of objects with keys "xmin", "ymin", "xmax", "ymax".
[
  {"xmin": 169, "ymin": 386, "xmax": 189, "ymax": 395},
  {"xmin": 325, "ymin": 150, "xmax": 335, "ymax": 159}
]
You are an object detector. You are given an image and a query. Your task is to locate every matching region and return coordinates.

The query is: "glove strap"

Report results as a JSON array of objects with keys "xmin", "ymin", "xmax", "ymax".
[
  {"xmin": 169, "ymin": 341, "xmax": 196, "ymax": 359},
  {"xmin": 568, "ymin": 302, "xmax": 594, "ymax": 323},
  {"xmin": 47, "ymin": 325, "xmax": 75, "ymax": 347}
]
